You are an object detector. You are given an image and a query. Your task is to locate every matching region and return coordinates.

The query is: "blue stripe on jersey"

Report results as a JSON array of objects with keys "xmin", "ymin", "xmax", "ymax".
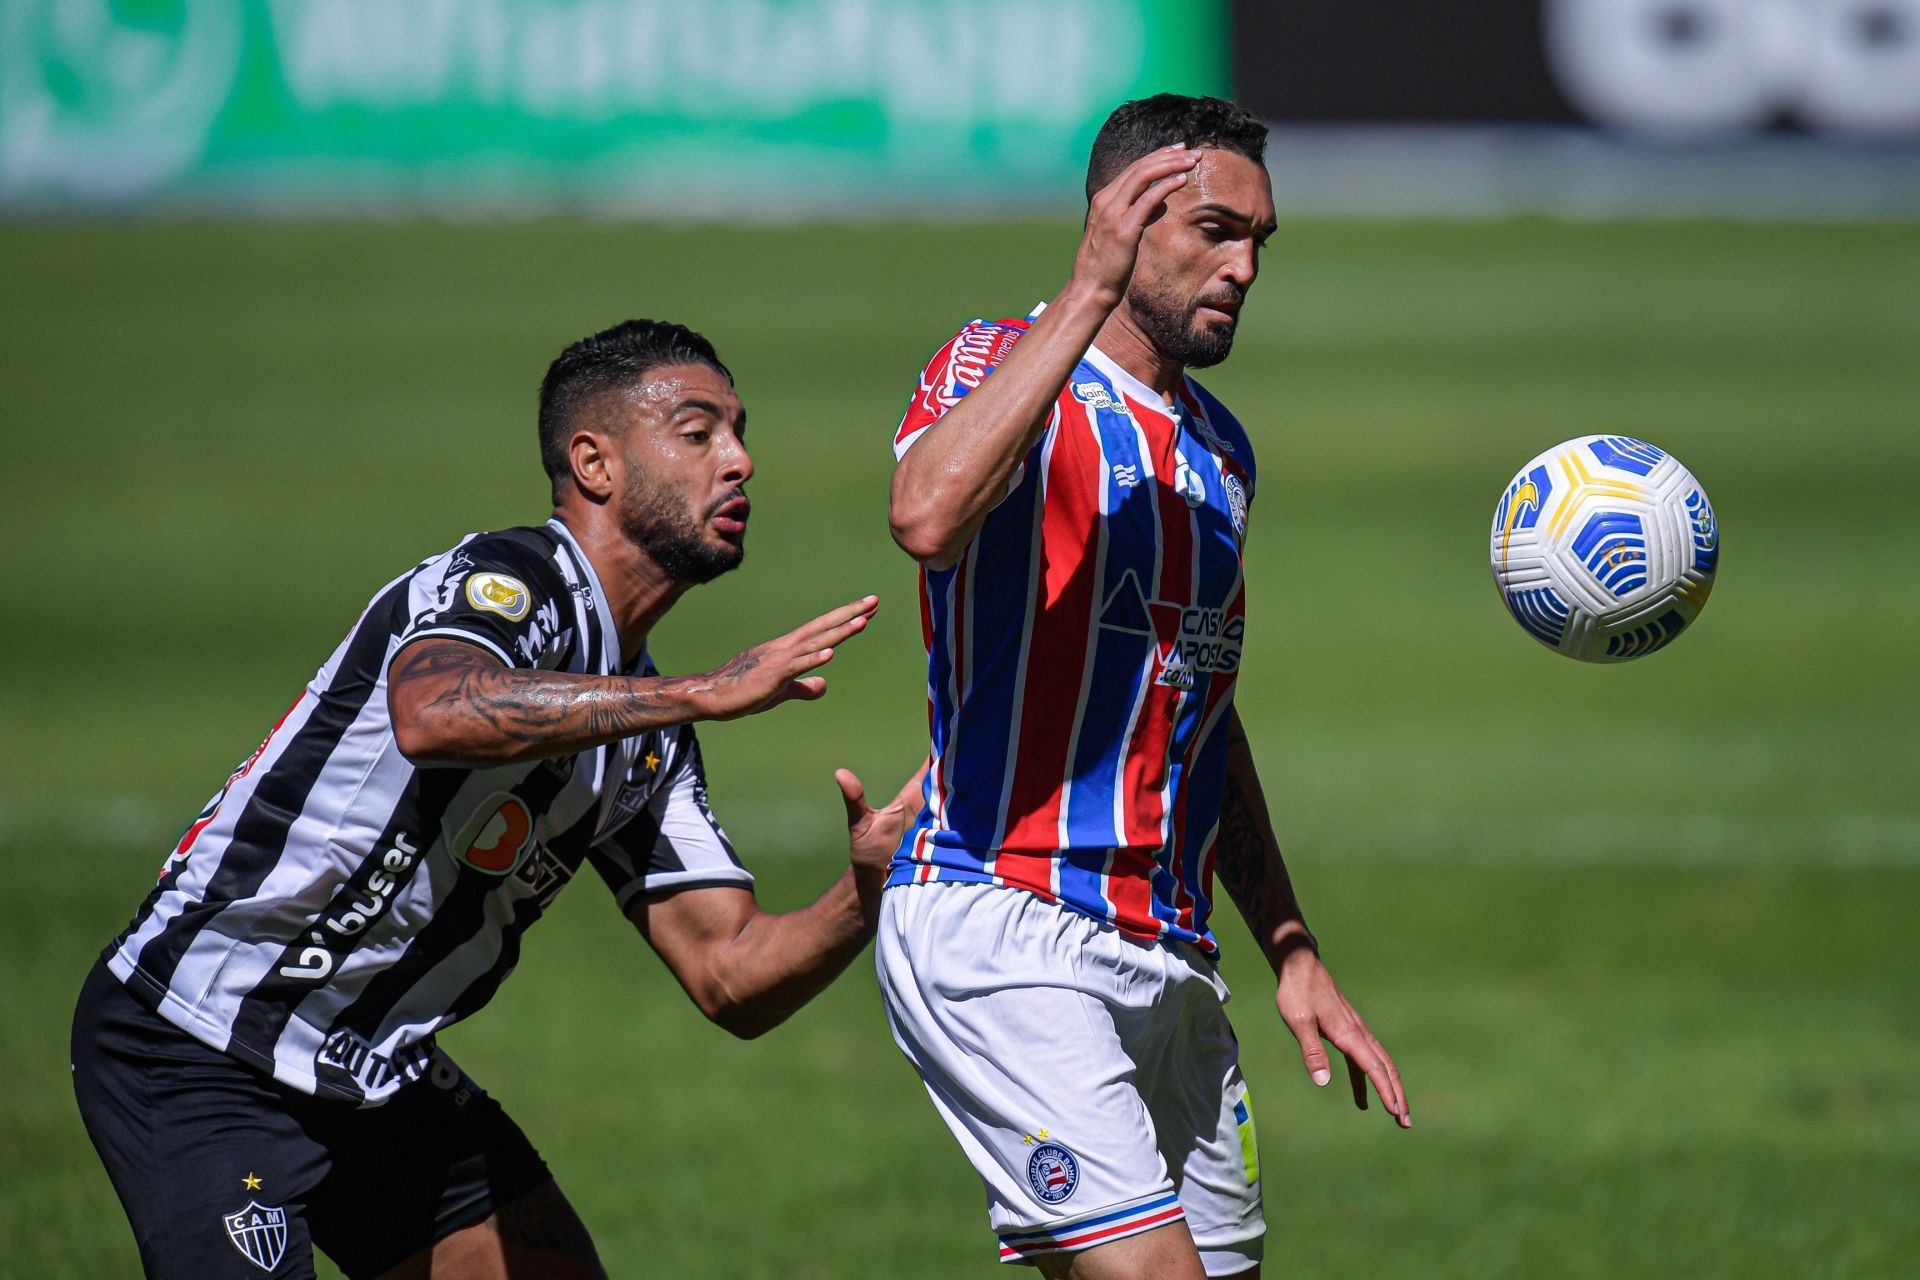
[
  {"xmin": 1061, "ymin": 367, "xmax": 1155, "ymax": 862},
  {"xmin": 1054, "ymin": 379, "xmax": 1148, "ymax": 912},
  {"xmin": 928, "ymin": 449, "xmax": 1045, "ymax": 866},
  {"xmin": 1172, "ymin": 429, "xmax": 1245, "ymax": 938}
]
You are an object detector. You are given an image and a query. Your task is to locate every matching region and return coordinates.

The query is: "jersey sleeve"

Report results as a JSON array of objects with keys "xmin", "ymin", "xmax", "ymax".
[
  {"xmin": 589, "ymin": 727, "xmax": 753, "ymax": 912},
  {"xmin": 893, "ymin": 317, "xmax": 1032, "ymax": 460},
  {"xmin": 398, "ymin": 533, "xmax": 570, "ymax": 669}
]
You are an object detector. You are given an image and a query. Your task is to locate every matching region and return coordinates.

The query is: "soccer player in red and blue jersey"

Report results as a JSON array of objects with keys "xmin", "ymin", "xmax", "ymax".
[{"xmin": 876, "ymin": 96, "xmax": 1410, "ymax": 1280}]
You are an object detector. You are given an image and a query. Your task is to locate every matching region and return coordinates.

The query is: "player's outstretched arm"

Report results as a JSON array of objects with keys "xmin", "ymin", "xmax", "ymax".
[
  {"xmin": 1217, "ymin": 707, "xmax": 1413, "ymax": 1130},
  {"xmin": 387, "ymin": 596, "xmax": 878, "ymax": 767},
  {"xmin": 628, "ymin": 764, "xmax": 926, "ymax": 1039},
  {"xmin": 889, "ymin": 145, "xmax": 1198, "ymax": 570}
]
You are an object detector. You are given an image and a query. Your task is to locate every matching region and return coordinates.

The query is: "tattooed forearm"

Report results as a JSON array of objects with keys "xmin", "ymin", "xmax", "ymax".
[
  {"xmin": 1216, "ymin": 767, "xmax": 1275, "ymax": 924},
  {"xmin": 387, "ymin": 639, "xmax": 712, "ymax": 766},
  {"xmin": 1216, "ymin": 709, "xmax": 1315, "ymax": 960}
]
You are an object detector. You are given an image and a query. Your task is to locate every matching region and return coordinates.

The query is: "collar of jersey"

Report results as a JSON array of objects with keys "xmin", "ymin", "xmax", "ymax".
[
  {"xmin": 1081, "ymin": 343, "xmax": 1186, "ymax": 424},
  {"xmin": 545, "ymin": 515, "xmax": 633, "ymax": 674}
]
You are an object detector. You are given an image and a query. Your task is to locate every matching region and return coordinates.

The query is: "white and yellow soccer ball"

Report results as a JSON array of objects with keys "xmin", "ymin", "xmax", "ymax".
[{"xmin": 1491, "ymin": 436, "xmax": 1718, "ymax": 662}]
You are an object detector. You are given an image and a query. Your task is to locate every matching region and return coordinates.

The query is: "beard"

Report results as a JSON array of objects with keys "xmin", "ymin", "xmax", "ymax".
[
  {"xmin": 619, "ymin": 479, "xmax": 745, "ymax": 585},
  {"xmin": 1127, "ymin": 269, "xmax": 1244, "ymax": 370}
]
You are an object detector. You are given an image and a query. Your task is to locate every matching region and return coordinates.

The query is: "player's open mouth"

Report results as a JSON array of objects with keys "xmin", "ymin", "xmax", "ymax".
[{"xmin": 710, "ymin": 497, "xmax": 750, "ymax": 537}]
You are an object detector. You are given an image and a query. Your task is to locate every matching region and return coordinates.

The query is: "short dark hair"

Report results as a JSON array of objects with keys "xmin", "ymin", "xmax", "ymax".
[
  {"xmin": 1085, "ymin": 94, "xmax": 1268, "ymax": 203},
  {"xmin": 537, "ymin": 319, "xmax": 732, "ymax": 494}
]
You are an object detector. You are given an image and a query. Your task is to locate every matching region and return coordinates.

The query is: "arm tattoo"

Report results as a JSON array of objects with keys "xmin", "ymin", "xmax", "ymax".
[
  {"xmin": 1216, "ymin": 760, "xmax": 1275, "ymax": 925},
  {"xmin": 390, "ymin": 641, "xmax": 702, "ymax": 755},
  {"xmin": 1215, "ymin": 714, "xmax": 1312, "ymax": 950}
]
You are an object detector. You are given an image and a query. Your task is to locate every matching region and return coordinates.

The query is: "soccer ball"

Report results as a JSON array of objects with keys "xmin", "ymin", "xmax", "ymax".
[{"xmin": 1491, "ymin": 436, "xmax": 1718, "ymax": 662}]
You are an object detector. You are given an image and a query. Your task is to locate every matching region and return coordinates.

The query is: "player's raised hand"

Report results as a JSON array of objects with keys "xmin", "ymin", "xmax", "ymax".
[
  {"xmin": 1071, "ymin": 143, "xmax": 1199, "ymax": 308},
  {"xmin": 700, "ymin": 595, "xmax": 879, "ymax": 721},
  {"xmin": 1274, "ymin": 948, "xmax": 1411, "ymax": 1130},
  {"xmin": 834, "ymin": 759, "xmax": 929, "ymax": 877}
]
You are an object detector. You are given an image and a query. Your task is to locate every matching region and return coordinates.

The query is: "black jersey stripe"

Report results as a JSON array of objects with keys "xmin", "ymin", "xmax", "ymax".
[
  {"xmin": 131, "ymin": 577, "xmax": 415, "ymax": 995},
  {"xmin": 310, "ymin": 764, "xmax": 576, "ymax": 1104},
  {"xmin": 221, "ymin": 766, "xmax": 468, "ymax": 1070},
  {"xmin": 440, "ymin": 820, "xmax": 598, "ymax": 1029}
]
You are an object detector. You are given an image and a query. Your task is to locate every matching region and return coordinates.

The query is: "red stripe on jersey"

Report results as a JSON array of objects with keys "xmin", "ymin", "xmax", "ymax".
[
  {"xmin": 998, "ymin": 413, "xmax": 1102, "ymax": 859},
  {"xmin": 1121, "ymin": 397, "xmax": 1194, "ymax": 854}
]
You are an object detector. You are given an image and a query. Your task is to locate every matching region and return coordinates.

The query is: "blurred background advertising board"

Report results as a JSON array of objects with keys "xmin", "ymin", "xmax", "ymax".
[
  {"xmin": 8, "ymin": 0, "xmax": 1917, "ymax": 220},
  {"xmin": 1235, "ymin": 0, "xmax": 1920, "ymax": 217},
  {"xmin": 0, "ymin": 0, "xmax": 1227, "ymax": 215}
]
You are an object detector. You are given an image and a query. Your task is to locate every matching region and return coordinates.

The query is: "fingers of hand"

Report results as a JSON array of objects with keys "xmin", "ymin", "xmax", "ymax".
[
  {"xmin": 1101, "ymin": 144, "xmax": 1197, "ymax": 209},
  {"xmin": 786, "ymin": 677, "xmax": 827, "ymax": 703},
  {"xmin": 1337, "ymin": 1040, "xmax": 1406, "ymax": 1125},
  {"xmin": 1345, "ymin": 1053, "xmax": 1369, "ymax": 1111},
  {"xmin": 1280, "ymin": 1005, "xmax": 1332, "ymax": 1086},
  {"xmin": 1371, "ymin": 1037, "xmax": 1410, "ymax": 1127},
  {"xmin": 1328, "ymin": 1009, "xmax": 1408, "ymax": 1124},
  {"xmin": 799, "ymin": 595, "xmax": 879, "ymax": 642},
  {"xmin": 1125, "ymin": 171, "xmax": 1192, "ymax": 229},
  {"xmin": 783, "ymin": 646, "xmax": 836, "ymax": 679},
  {"xmin": 834, "ymin": 768, "xmax": 869, "ymax": 826}
]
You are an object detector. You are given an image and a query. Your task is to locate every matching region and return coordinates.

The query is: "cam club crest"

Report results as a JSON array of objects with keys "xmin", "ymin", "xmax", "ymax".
[{"xmin": 223, "ymin": 1200, "xmax": 289, "ymax": 1272}]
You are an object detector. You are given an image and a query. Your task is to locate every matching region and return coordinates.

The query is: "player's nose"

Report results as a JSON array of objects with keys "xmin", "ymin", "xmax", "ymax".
[
  {"xmin": 721, "ymin": 438, "xmax": 753, "ymax": 487},
  {"xmin": 1224, "ymin": 242, "xmax": 1258, "ymax": 288}
]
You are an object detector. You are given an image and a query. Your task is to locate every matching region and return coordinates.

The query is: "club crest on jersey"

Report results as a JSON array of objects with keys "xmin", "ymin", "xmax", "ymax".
[
  {"xmin": 465, "ymin": 572, "xmax": 530, "ymax": 621},
  {"xmin": 454, "ymin": 794, "xmax": 537, "ymax": 875},
  {"xmin": 1026, "ymin": 1142, "xmax": 1080, "ymax": 1205},
  {"xmin": 1071, "ymin": 380, "xmax": 1125, "ymax": 413},
  {"xmin": 223, "ymin": 1201, "xmax": 288, "ymax": 1272},
  {"xmin": 1224, "ymin": 474, "xmax": 1248, "ymax": 536}
]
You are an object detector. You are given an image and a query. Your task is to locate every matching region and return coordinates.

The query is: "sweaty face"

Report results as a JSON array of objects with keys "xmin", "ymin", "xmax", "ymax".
[
  {"xmin": 1126, "ymin": 149, "xmax": 1276, "ymax": 369},
  {"xmin": 613, "ymin": 363, "xmax": 753, "ymax": 585}
]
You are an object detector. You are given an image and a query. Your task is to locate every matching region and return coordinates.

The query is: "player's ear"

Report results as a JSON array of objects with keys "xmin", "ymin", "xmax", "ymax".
[{"xmin": 568, "ymin": 428, "xmax": 618, "ymax": 502}]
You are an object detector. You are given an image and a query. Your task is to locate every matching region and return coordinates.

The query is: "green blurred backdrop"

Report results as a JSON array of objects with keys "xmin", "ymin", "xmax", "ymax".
[{"xmin": 1, "ymin": 218, "xmax": 1916, "ymax": 1277}]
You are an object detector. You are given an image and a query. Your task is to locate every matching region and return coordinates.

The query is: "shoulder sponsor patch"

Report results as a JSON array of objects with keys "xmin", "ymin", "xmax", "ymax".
[{"xmin": 465, "ymin": 572, "xmax": 530, "ymax": 620}]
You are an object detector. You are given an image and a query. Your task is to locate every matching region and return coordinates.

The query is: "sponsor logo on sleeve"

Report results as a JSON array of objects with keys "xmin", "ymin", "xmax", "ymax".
[{"xmin": 465, "ymin": 572, "xmax": 530, "ymax": 620}]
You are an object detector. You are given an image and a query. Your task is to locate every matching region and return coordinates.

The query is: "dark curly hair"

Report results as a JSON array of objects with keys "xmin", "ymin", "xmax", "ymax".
[
  {"xmin": 1085, "ymin": 94, "xmax": 1269, "ymax": 203},
  {"xmin": 537, "ymin": 319, "xmax": 732, "ymax": 496}
]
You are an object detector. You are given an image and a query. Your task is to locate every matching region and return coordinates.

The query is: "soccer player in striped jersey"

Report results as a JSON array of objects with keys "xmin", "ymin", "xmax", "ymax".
[
  {"xmin": 877, "ymin": 96, "xmax": 1410, "ymax": 1279},
  {"xmin": 72, "ymin": 319, "xmax": 920, "ymax": 1280}
]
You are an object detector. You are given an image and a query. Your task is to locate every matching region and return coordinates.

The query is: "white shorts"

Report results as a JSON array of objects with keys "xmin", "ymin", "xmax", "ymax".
[{"xmin": 877, "ymin": 881, "xmax": 1265, "ymax": 1275}]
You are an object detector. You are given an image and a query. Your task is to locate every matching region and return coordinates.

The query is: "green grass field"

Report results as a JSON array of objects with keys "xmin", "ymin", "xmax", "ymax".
[{"xmin": 2, "ymin": 218, "xmax": 1915, "ymax": 1278}]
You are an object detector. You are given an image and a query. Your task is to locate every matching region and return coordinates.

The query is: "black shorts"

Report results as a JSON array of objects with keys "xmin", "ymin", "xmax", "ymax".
[{"xmin": 71, "ymin": 962, "xmax": 553, "ymax": 1279}]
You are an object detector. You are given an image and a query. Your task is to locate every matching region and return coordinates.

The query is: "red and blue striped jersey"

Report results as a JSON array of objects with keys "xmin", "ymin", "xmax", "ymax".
[{"xmin": 887, "ymin": 306, "xmax": 1256, "ymax": 953}]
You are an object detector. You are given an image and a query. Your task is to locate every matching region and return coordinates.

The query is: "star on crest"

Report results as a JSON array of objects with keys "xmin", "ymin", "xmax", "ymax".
[
  {"xmin": 643, "ymin": 751, "xmax": 661, "ymax": 771},
  {"xmin": 242, "ymin": 1172, "xmax": 262, "ymax": 1191}
]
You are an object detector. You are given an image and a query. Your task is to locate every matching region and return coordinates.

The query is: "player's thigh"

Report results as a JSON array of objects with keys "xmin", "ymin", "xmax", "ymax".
[
  {"xmin": 372, "ymin": 1180, "xmax": 605, "ymax": 1280},
  {"xmin": 308, "ymin": 1052, "xmax": 567, "ymax": 1279},
  {"xmin": 72, "ymin": 963, "xmax": 329, "ymax": 1279},
  {"xmin": 1142, "ymin": 969, "xmax": 1265, "ymax": 1279},
  {"xmin": 1032, "ymin": 1218, "xmax": 1208, "ymax": 1280},
  {"xmin": 877, "ymin": 885, "xmax": 1181, "ymax": 1255}
]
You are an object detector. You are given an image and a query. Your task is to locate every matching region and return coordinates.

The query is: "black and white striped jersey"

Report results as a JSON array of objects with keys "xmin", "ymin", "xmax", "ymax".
[{"xmin": 104, "ymin": 517, "xmax": 751, "ymax": 1105}]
